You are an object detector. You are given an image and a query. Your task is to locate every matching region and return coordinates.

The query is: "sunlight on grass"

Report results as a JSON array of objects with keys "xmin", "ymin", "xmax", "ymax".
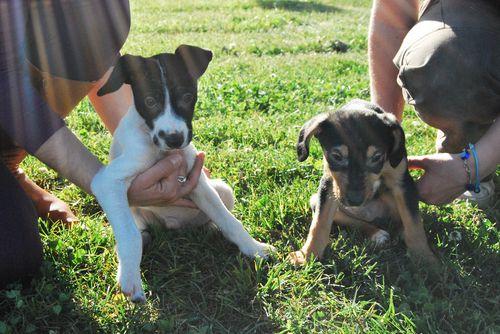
[{"xmin": 1, "ymin": 0, "xmax": 498, "ymax": 333}]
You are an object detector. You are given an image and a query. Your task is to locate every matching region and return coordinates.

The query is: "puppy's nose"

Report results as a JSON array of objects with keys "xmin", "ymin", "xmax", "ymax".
[
  {"xmin": 160, "ymin": 131, "xmax": 184, "ymax": 148},
  {"xmin": 346, "ymin": 191, "xmax": 364, "ymax": 206}
]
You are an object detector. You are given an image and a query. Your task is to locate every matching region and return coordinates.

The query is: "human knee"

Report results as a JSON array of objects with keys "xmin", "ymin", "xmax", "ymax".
[{"xmin": 395, "ymin": 25, "xmax": 500, "ymax": 129}]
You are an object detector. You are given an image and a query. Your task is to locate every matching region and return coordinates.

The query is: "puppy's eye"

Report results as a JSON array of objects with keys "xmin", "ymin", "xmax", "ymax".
[
  {"xmin": 330, "ymin": 151, "xmax": 344, "ymax": 162},
  {"xmin": 144, "ymin": 96, "xmax": 158, "ymax": 108},
  {"xmin": 370, "ymin": 152, "xmax": 384, "ymax": 163},
  {"xmin": 181, "ymin": 93, "xmax": 194, "ymax": 104}
]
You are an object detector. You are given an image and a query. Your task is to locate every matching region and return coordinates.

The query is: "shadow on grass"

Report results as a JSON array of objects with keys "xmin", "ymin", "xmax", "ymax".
[
  {"xmin": 0, "ymin": 227, "xmax": 103, "ymax": 333},
  {"xmin": 319, "ymin": 208, "xmax": 499, "ymax": 333},
  {"xmin": 256, "ymin": 0, "xmax": 340, "ymax": 13},
  {"xmin": 136, "ymin": 225, "xmax": 277, "ymax": 333}
]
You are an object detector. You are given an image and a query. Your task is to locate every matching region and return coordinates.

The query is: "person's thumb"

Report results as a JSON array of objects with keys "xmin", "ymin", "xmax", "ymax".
[{"xmin": 407, "ymin": 155, "xmax": 431, "ymax": 170}]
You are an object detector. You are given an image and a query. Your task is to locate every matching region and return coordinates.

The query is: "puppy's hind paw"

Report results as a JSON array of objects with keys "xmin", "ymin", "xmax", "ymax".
[
  {"xmin": 370, "ymin": 229, "xmax": 390, "ymax": 248},
  {"xmin": 117, "ymin": 266, "xmax": 146, "ymax": 303},
  {"xmin": 241, "ymin": 241, "xmax": 276, "ymax": 259}
]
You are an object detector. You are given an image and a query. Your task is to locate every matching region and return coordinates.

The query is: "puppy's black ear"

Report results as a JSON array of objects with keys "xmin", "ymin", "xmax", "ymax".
[
  {"xmin": 97, "ymin": 55, "xmax": 139, "ymax": 96},
  {"xmin": 387, "ymin": 118, "xmax": 406, "ymax": 168},
  {"xmin": 175, "ymin": 45, "xmax": 213, "ymax": 80},
  {"xmin": 372, "ymin": 108, "xmax": 405, "ymax": 168},
  {"xmin": 297, "ymin": 114, "xmax": 328, "ymax": 162}
]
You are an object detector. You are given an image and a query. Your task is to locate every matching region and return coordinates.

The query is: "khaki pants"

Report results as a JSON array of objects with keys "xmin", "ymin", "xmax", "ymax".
[{"xmin": 394, "ymin": 0, "xmax": 500, "ymax": 153}]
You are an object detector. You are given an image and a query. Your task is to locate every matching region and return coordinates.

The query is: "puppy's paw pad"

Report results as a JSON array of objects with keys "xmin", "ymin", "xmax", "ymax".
[
  {"xmin": 370, "ymin": 229, "xmax": 390, "ymax": 247},
  {"xmin": 288, "ymin": 250, "xmax": 306, "ymax": 266}
]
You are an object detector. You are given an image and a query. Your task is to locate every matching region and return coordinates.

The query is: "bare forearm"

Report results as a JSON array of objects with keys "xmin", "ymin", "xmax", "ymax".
[
  {"xmin": 475, "ymin": 117, "xmax": 500, "ymax": 179},
  {"xmin": 34, "ymin": 127, "xmax": 103, "ymax": 194},
  {"xmin": 368, "ymin": 0, "xmax": 418, "ymax": 120}
]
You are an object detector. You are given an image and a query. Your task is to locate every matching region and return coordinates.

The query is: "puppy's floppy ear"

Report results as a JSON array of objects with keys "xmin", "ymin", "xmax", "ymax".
[
  {"xmin": 97, "ymin": 54, "xmax": 140, "ymax": 96},
  {"xmin": 175, "ymin": 45, "xmax": 213, "ymax": 80},
  {"xmin": 297, "ymin": 114, "xmax": 328, "ymax": 162},
  {"xmin": 382, "ymin": 114, "xmax": 406, "ymax": 168}
]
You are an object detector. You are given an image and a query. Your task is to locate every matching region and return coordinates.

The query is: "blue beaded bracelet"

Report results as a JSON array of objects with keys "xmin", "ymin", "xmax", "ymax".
[
  {"xmin": 468, "ymin": 143, "xmax": 481, "ymax": 193},
  {"xmin": 460, "ymin": 144, "xmax": 481, "ymax": 193}
]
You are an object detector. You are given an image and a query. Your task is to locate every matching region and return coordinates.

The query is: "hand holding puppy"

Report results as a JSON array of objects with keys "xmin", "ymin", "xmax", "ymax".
[
  {"xmin": 408, "ymin": 153, "xmax": 466, "ymax": 205},
  {"xmin": 128, "ymin": 152, "xmax": 205, "ymax": 208}
]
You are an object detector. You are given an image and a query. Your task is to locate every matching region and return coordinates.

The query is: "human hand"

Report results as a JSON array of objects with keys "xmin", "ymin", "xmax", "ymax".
[
  {"xmin": 408, "ymin": 153, "xmax": 467, "ymax": 205},
  {"xmin": 128, "ymin": 152, "xmax": 205, "ymax": 207}
]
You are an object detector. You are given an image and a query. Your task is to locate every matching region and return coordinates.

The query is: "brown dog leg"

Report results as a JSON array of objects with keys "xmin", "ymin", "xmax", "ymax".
[
  {"xmin": 289, "ymin": 177, "xmax": 339, "ymax": 265},
  {"xmin": 389, "ymin": 170, "xmax": 439, "ymax": 265}
]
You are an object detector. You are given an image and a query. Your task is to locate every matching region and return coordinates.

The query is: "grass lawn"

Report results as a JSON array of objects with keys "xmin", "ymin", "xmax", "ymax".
[{"xmin": 1, "ymin": 0, "xmax": 499, "ymax": 333}]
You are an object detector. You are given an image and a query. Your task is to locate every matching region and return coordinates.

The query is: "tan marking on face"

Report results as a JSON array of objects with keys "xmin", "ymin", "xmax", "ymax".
[
  {"xmin": 366, "ymin": 145, "xmax": 378, "ymax": 158},
  {"xmin": 336, "ymin": 144, "xmax": 348, "ymax": 157}
]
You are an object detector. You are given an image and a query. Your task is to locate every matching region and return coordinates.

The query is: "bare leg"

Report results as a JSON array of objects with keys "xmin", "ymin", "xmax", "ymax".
[{"xmin": 88, "ymin": 67, "xmax": 134, "ymax": 134}]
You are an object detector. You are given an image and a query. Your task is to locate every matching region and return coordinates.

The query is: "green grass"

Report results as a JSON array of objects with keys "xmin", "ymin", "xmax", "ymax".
[{"xmin": 1, "ymin": 0, "xmax": 499, "ymax": 333}]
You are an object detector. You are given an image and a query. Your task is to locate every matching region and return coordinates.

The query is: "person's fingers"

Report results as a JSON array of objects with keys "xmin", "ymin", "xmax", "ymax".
[
  {"xmin": 135, "ymin": 153, "xmax": 184, "ymax": 187},
  {"xmin": 179, "ymin": 152, "xmax": 205, "ymax": 197},
  {"xmin": 170, "ymin": 198, "xmax": 198, "ymax": 208},
  {"xmin": 407, "ymin": 155, "xmax": 431, "ymax": 170}
]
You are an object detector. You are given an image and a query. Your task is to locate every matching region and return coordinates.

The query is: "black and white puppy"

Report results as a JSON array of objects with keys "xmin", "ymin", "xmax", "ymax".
[{"xmin": 91, "ymin": 45, "xmax": 274, "ymax": 303}]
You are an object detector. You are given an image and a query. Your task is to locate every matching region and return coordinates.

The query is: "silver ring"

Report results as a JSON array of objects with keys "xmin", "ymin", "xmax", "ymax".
[{"xmin": 177, "ymin": 176, "xmax": 187, "ymax": 183}]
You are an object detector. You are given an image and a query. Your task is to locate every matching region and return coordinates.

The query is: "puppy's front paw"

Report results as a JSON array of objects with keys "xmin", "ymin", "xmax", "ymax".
[
  {"xmin": 241, "ymin": 241, "xmax": 275, "ymax": 259},
  {"xmin": 370, "ymin": 229, "xmax": 390, "ymax": 247},
  {"xmin": 117, "ymin": 264, "xmax": 145, "ymax": 303},
  {"xmin": 288, "ymin": 250, "xmax": 307, "ymax": 266}
]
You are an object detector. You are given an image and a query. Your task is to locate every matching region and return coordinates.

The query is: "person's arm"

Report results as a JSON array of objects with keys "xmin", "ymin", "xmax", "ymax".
[
  {"xmin": 408, "ymin": 117, "xmax": 500, "ymax": 204},
  {"xmin": 368, "ymin": 0, "xmax": 419, "ymax": 120},
  {"xmin": 34, "ymin": 127, "xmax": 102, "ymax": 194},
  {"xmin": 34, "ymin": 126, "xmax": 205, "ymax": 207}
]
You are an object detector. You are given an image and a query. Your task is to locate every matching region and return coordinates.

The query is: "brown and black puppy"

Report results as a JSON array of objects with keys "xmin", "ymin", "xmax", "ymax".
[{"xmin": 289, "ymin": 99, "xmax": 438, "ymax": 265}]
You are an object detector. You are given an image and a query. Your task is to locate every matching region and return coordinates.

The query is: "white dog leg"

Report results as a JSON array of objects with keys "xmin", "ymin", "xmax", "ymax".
[
  {"xmin": 91, "ymin": 162, "xmax": 146, "ymax": 303},
  {"xmin": 134, "ymin": 179, "xmax": 236, "ymax": 231},
  {"xmin": 189, "ymin": 173, "xmax": 275, "ymax": 258}
]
